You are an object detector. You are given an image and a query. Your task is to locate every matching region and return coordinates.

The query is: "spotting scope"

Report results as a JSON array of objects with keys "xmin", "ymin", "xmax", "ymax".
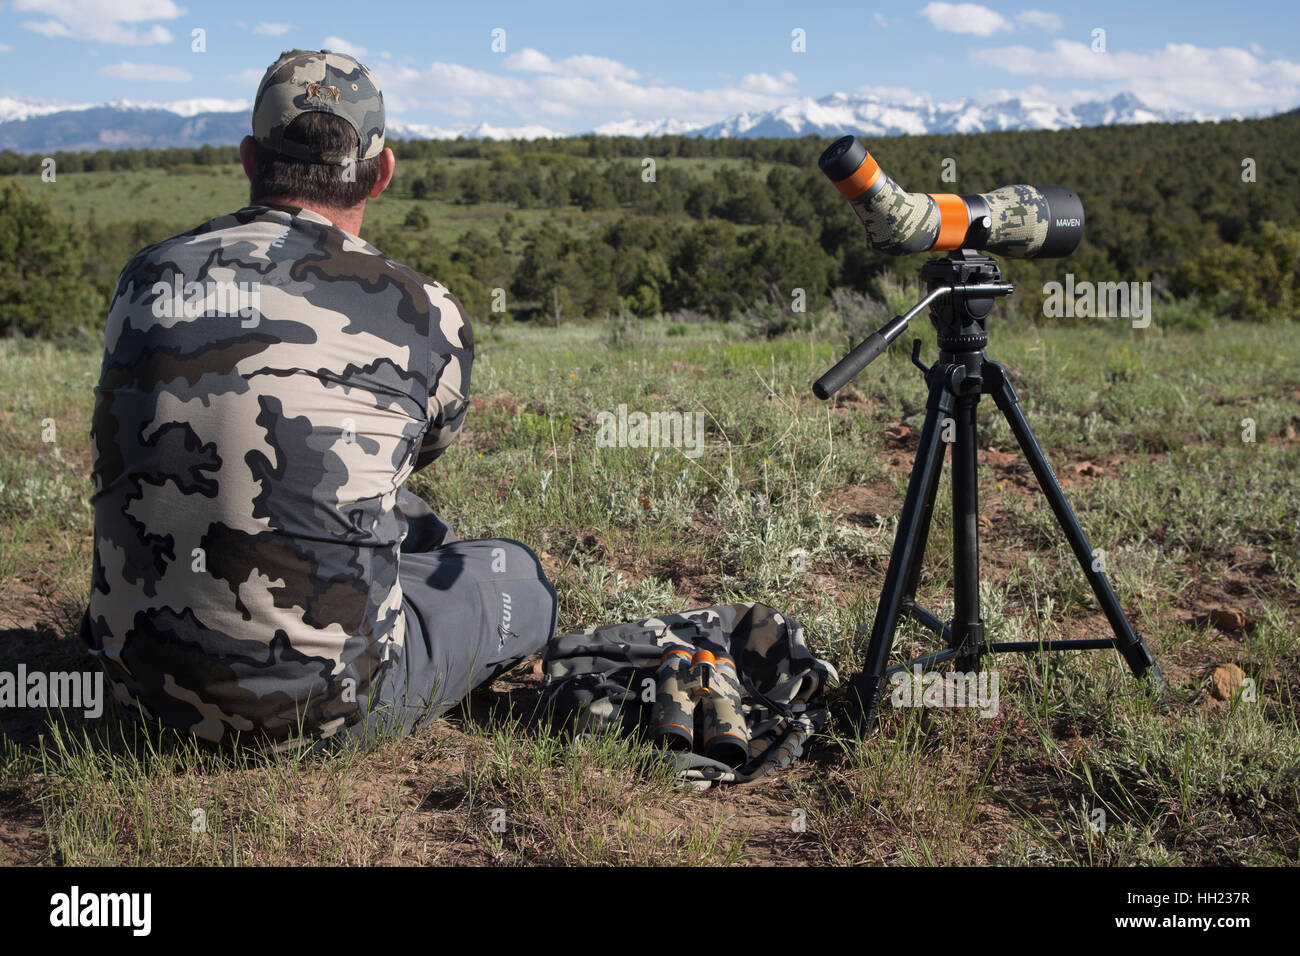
[{"xmin": 819, "ymin": 135, "xmax": 1085, "ymax": 259}]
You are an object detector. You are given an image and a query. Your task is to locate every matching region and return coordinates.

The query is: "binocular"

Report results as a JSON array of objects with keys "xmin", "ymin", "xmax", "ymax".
[{"xmin": 649, "ymin": 640, "xmax": 750, "ymax": 768}]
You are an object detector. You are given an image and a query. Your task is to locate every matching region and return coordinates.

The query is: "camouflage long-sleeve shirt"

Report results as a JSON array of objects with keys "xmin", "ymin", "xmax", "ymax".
[{"xmin": 85, "ymin": 203, "xmax": 473, "ymax": 750}]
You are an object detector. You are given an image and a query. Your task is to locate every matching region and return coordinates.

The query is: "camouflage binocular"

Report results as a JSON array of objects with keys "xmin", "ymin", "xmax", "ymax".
[{"xmin": 648, "ymin": 639, "xmax": 750, "ymax": 768}]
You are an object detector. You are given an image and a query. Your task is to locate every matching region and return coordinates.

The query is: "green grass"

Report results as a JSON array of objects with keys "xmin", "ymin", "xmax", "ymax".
[{"xmin": 1, "ymin": 310, "xmax": 1297, "ymax": 865}]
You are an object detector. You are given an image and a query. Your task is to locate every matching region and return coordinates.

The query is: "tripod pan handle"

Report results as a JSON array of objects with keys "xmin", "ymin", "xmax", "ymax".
[
  {"xmin": 813, "ymin": 330, "xmax": 894, "ymax": 399},
  {"xmin": 812, "ymin": 286, "xmax": 950, "ymax": 399}
]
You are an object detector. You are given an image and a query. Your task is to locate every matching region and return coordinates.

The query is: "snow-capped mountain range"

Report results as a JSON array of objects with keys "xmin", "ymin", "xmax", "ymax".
[
  {"xmin": 0, "ymin": 91, "xmax": 1263, "ymax": 151},
  {"xmin": 597, "ymin": 91, "xmax": 1219, "ymax": 138}
]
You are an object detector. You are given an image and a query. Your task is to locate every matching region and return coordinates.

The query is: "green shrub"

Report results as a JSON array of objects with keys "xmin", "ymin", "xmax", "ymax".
[{"xmin": 0, "ymin": 182, "xmax": 98, "ymax": 337}]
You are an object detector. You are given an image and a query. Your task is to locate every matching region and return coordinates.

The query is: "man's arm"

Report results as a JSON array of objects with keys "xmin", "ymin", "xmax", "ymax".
[{"xmin": 413, "ymin": 282, "xmax": 474, "ymax": 471}]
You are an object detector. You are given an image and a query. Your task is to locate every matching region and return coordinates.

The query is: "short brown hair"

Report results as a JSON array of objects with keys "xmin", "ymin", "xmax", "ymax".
[{"xmin": 249, "ymin": 112, "xmax": 381, "ymax": 209}]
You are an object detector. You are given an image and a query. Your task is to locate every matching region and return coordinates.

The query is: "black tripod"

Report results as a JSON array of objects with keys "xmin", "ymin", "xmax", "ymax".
[{"xmin": 814, "ymin": 250, "xmax": 1163, "ymax": 730}]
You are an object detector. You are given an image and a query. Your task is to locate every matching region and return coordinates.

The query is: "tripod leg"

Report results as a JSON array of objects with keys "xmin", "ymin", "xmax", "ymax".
[
  {"xmin": 845, "ymin": 370, "xmax": 954, "ymax": 730},
  {"xmin": 899, "ymin": 401, "xmax": 949, "ymax": 625},
  {"xmin": 984, "ymin": 361, "xmax": 1161, "ymax": 683},
  {"xmin": 950, "ymin": 390, "xmax": 985, "ymax": 672}
]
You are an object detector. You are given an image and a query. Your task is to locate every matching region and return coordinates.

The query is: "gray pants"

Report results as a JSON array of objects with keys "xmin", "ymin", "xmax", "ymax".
[{"xmin": 341, "ymin": 489, "xmax": 558, "ymax": 746}]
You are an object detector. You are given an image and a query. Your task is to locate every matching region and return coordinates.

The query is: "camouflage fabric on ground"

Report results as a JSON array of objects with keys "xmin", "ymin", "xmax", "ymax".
[{"xmin": 540, "ymin": 603, "xmax": 837, "ymax": 788}]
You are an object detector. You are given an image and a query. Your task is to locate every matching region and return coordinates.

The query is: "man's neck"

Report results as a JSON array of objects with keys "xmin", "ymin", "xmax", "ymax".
[{"xmin": 255, "ymin": 196, "xmax": 366, "ymax": 237}]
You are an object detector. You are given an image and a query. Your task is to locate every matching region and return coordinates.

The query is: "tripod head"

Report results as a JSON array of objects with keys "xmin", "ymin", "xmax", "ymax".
[
  {"xmin": 920, "ymin": 250, "xmax": 1005, "ymax": 354},
  {"xmin": 812, "ymin": 249, "xmax": 1013, "ymax": 399}
]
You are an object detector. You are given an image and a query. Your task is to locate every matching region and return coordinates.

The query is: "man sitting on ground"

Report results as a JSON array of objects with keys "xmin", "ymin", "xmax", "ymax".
[{"xmin": 83, "ymin": 49, "xmax": 557, "ymax": 751}]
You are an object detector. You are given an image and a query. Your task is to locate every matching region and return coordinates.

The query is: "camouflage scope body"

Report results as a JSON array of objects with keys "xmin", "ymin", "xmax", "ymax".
[{"xmin": 819, "ymin": 135, "xmax": 1084, "ymax": 259}]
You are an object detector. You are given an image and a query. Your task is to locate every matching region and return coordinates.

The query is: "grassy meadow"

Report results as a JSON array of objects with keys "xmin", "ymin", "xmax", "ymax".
[
  {"xmin": 1, "ymin": 290, "xmax": 1297, "ymax": 865},
  {"xmin": 21, "ymin": 161, "xmax": 559, "ymax": 243}
]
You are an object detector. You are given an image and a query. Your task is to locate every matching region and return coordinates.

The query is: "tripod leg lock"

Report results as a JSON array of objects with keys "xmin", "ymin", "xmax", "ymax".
[{"xmin": 953, "ymin": 619, "xmax": 986, "ymax": 670}]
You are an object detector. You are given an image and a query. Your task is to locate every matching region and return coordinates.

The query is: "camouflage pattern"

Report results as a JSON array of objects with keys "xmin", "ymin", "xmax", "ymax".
[
  {"xmin": 649, "ymin": 649, "xmax": 695, "ymax": 751},
  {"xmin": 253, "ymin": 49, "xmax": 385, "ymax": 165},
  {"xmin": 540, "ymin": 604, "xmax": 837, "ymax": 787},
  {"xmin": 699, "ymin": 653, "xmax": 749, "ymax": 768},
  {"xmin": 849, "ymin": 171, "xmax": 940, "ymax": 255},
  {"xmin": 973, "ymin": 184, "xmax": 1052, "ymax": 259},
  {"xmin": 84, "ymin": 202, "xmax": 473, "ymax": 752}
]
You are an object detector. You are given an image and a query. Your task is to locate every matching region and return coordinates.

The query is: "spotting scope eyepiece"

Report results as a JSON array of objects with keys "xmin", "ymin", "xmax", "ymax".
[{"xmin": 819, "ymin": 135, "xmax": 1085, "ymax": 259}]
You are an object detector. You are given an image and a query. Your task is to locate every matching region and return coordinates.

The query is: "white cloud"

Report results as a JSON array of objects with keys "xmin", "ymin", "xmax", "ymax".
[
  {"xmin": 21, "ymin": 19, "xmax": 69, "ymax": 36},
  {"xmin": 99, "ymin": 61, "xmax": 193, "ymax": 83},
  {"xmin": 0, "ymin": 42, "xmax": 13, "ymax": 53},
  {"xmin": 872, "ymin": 12, "xmax": 888, "ymax": 28},
  {"xmin": 502, "ymin": 48, "xmax": 640, "ymax": 80},
  {"xmin": 739, "ymin": 72, "xmax": 797, "ymax": 95},
  {"xmin": 252, "ymin": 22, "xmax": 293, "ymax": 36},
  {"xmin": 503, "ymin": 48, "xmax": 555, "ymax": 72},
  {"xmin": 15, "ymin": 0, "xmax": 181, "ymax": 44},
  {"xmin": 971, "ymin": 40, "xmax": 1300, "ymax": 111},
  {"xmin": 322, "ymin": 35, "xmax": 366, "ymax": 57},
  {"xmin": 383, "ymin": 50, "xmax": 805, "ymax": 130},
  {"xmin": 919, "ymin": 2, "xmax": 1013, "ymax": 37},
  {"xmin": 535, "ymin": 99, "xmax": 578, "ymax": 116},
  {"xmin": 15, "ymin": 0, "xmax": 182, "ymax": 19},
  {"xmin": 425, "ymin": 61, "xmax": 529, "ymax": 98},
  {"xmin": 1016, "ymin": 10, "xmax": 1063, "ymax": 31},
  {"xmin": 560, "ymin": 54, "xmax": 639, "ymax": 80}
]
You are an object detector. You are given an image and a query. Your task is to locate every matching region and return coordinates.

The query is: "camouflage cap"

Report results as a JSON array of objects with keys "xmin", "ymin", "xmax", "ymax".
[{"xmin": 252, "ymin": 49, "xmax": 385, "ymax": 165}]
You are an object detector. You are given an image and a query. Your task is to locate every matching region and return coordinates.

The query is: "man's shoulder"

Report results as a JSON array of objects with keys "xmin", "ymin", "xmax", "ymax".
[
  {"xmin": 116, "ymin": 208, "xmax": 278, "ymax": 278},
  {"xmin": 379, "ymin": 258, "xmax": 474, "ymax": 353}
]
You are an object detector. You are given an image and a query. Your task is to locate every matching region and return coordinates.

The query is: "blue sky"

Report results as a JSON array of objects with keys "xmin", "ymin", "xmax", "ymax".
[{"xmin": 2, "ymin": 0, "xmax": 1297, "ymax": 132}]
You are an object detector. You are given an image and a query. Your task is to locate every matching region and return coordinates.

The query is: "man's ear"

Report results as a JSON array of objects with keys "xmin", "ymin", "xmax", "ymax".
[
  {"xmin": 369, "ymin": 147, "xmax": 395, "ymax": 199},
  {"xmin": 239, "ymin": 136, "xmax": 257, "ymax": 182}
]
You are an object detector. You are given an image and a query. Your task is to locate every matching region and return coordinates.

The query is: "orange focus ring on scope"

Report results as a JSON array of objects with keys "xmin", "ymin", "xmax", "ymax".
[
  {"xmin": 832, "ymin": 151, "xmax": 882, "ymax": 199},
  {"xmin": 929, "ymin": 193, "xmax": 971, "ymax": 251}
]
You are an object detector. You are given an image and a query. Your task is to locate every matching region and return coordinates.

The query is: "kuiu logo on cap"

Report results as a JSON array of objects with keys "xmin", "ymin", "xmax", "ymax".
[{"xmin": 304, "ymin": 82, "xmax": 341, "ymax": 105}]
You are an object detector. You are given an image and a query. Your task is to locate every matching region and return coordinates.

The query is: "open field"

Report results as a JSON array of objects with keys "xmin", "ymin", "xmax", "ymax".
[
  {"xmin": 1, "ymin": 155, "xmax": 772, "ymax": 244},
  {"xmin": 2, "ymin": 163, "xmax": 565, "ymax": 243},
  {"xmin": 1, "ymin": 305, "xmax": 1298, "ymax": 865}
]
